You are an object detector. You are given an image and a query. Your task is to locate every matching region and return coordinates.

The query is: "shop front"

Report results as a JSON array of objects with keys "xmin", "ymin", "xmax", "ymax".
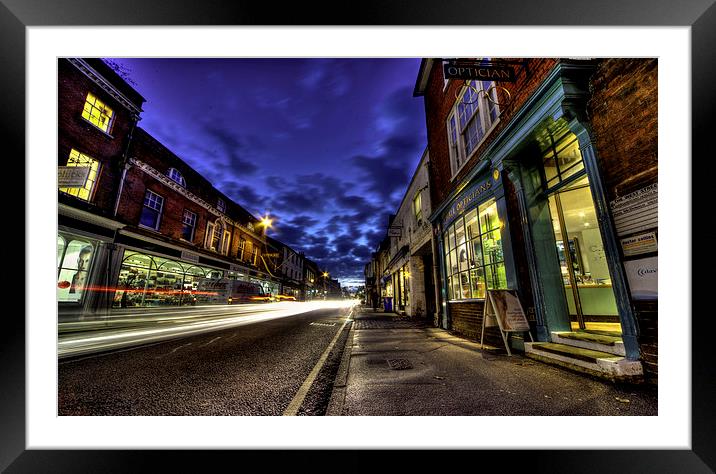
[
  {"xmin": 490, "ymin": 63, "xmax": 641, "ymax": 361},
  {"xmin": 433, "ymin": 167, "xmax": 518, "ymax": 343}
]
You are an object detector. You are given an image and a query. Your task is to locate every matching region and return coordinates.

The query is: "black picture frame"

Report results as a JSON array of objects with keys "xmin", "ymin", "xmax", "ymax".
[{"xmin": 2, "ymin": 0, "xmax": 712, "ymax": 471}]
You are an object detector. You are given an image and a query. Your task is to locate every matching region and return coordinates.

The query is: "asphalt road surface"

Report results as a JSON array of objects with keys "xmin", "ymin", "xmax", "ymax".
[{"xmin": 58, "ymin": 306, "xmax": 352, "ymax": 416}]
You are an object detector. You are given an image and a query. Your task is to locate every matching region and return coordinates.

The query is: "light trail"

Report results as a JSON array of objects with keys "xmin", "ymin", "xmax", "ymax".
[{"xmin": 58, "ymin": 300, "xmax": 357, "ymax": 359}]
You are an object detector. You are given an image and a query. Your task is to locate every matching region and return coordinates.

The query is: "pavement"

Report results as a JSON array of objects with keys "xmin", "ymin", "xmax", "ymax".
[{"xmin": 327, "ymin": 306, "xmax": 658, "ymax": 416}]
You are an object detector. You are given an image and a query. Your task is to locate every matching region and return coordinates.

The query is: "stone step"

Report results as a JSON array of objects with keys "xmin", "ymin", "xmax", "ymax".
[
  {"xmin": 524, "ymin": 342, "xmax": 643, "ymax": 383},
  {"xmin": 551, "ymin": 331, "xmax": 625, "ymax": 356}
]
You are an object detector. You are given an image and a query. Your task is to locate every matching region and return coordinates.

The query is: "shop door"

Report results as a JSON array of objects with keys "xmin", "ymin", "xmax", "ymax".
[{"xmin": 547, "ymin": 176, "xmax": 621, "ymax": 333}]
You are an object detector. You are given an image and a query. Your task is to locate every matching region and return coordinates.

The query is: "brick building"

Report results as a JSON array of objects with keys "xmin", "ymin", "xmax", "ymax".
[
  {"xmin": 414, "ymin": 58, "xmax": 658, "ymax": 383},
  {"xmin": 57, "ymin": 58, "xmax": 299, "ymax": 319}
]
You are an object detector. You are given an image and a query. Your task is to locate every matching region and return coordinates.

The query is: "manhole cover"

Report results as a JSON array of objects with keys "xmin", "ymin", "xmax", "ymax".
[{"xmin": 387, "ymin": 358, "xmax": 413, "ymax": 370}]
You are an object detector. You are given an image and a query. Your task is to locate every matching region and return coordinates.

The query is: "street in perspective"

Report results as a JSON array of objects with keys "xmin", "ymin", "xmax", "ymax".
[{"xmin": 57, "ymin": 57, "xmax": 658, "ymax": 417}]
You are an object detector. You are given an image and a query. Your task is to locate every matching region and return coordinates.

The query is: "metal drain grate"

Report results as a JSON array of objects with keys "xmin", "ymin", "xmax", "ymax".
[{"xmin": 386, "ymin": 358, "xmax": 413, "ymax": 370}]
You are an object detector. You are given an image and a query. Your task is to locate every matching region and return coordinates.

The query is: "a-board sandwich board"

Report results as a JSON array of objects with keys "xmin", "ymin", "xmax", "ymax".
[{"xmin": 480, "ymin": 289, "xmax": 533, "ymax": 356}]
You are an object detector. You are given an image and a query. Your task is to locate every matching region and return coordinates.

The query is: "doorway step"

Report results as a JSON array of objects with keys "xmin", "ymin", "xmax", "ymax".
[{"xmin": 524, "ymin": 331, "xmax": 643, "ymax": 383}]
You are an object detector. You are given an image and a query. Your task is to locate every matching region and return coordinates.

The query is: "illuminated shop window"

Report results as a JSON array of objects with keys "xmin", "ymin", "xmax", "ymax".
[
  {"xmin": 443, "ymin": 198, "xmax": 506, "ymax": 300},
  {"xmin": 181, "ymin": 210, "xmax": 197, "ymax": 241},
  {"xmin": 446, "ymin": 76, "xmax": 499, "ymax": 177},
  {"xmin": 140, "ymin": 190, "xmax": 164, "ymax": 230},
  {"xmin": 59, "ymin": 149, "xmax": 100, "ymax": 201},
  {"xmin": 168, "ymin": 168, "xmax": 186, "ymax": 187},
  {"xmin": 81, "ymin": 92, "xmax": 114, "ymax": 133},
  {"xmin": 112, "ymin": 250, "xmax": 228, "ymax": 308},
  {"xmin": 57, "ymin": 234, "xmax": 95, "ymax": 303}
]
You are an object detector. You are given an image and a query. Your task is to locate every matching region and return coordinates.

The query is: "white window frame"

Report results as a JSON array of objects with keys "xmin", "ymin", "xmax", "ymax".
[
  {"xmin": 139, "ymin": 189, "xmax": 164, "ymax": 231},
  {"xmin": 446, "ymin": 79, "xmax": 500, "ymax": 179},
  {"xmin": 181, "ymin": 209, "xmax": 197, "ymax": 242},
  {"xmin": 168, "ymin": 168, "xmax": 186, "ymax": 187},
  {"xmin": 217, "ymin": 198, "xmax": 226, "ymax": 214}
]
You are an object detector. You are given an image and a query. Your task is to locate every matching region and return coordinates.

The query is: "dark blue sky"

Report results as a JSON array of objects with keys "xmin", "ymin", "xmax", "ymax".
[{"xmin": 108, "ymin": 58, "xmax": 427, "ymax": 286}]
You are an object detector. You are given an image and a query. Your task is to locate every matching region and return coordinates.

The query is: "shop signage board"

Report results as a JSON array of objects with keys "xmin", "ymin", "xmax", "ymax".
[
  {"xmin": 443, "ymin": 61, "xmax": 516, "ymax": 82},
  {"xmin": 388, "ymin": 226, "xmax": 402, "ymax": 237},
  {"xmin": 610, "ymin": 183, "xmax": 657, "ymax": 237},
  {"xmin": 180, "ymin": 250, "xmax": 200, "ymax": 263},
  {"xmin": 621, "ymin": 232, "xmax": 658, "ymax": 257},
  {"xmin": 480, "ymin": 289, "xmax": 533, "ymax": 356},
  {"xmin": 58, "ymin": 166, "xmax": 90, "ymax": 188},
  {"xmin": 624, "ymin": 256, "xmax": 658, "ymax": 300},
  {"xmin": 442, "ymin": 177, "xmax": 493, "ymax": 228}
]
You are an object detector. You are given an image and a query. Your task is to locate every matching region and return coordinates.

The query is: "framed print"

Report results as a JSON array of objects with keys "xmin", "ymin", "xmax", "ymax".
[{"xmin": 3, "ymin": 0, "xmax": 713, "ymax": 471}]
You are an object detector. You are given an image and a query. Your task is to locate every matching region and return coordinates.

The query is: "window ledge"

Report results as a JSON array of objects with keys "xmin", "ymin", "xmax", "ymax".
[
  {"xmin": 80, "ymin": 115, "xmax": 114, "ymax": 139},
  {"xmin": 138, "ymin": 223, "xmax": 161, "ymax": 233}
]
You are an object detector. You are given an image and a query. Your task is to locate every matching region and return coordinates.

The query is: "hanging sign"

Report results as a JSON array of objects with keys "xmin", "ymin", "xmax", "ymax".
[
  {"xmin": 443, "ymin": 61, "xmax": 516, "ymax": 82},
  {"xmin": 480, "ymin": 289, "xmax": 533, "ymax": 356},
  {"xmin": 388, "ymin": 226, "xmax": 402, "ymax": 237}
]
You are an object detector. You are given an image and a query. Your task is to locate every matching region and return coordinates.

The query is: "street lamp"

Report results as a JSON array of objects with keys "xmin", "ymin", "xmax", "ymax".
[
  {"xmin": 322, "ymin": 271, "xmax": 329, "ymax": 300},
  {"xmin": 258, "ymin": 214, "xmax": 273, "ymax": 233}
]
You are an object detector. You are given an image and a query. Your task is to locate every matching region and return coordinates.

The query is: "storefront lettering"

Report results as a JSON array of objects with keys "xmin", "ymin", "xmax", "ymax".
[{"xmin": 443, "ymin": 180, "xmax": 493, "ymax": 227}]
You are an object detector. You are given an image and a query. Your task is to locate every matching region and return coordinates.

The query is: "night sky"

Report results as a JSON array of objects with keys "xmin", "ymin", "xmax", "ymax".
[{"xmin": 108, "ymin": 58, "xmax": 427, "ymax": 287}]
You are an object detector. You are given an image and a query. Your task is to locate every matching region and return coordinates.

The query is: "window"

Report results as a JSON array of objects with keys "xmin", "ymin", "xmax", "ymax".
[
  {"xmin": 57, "ymin": 234, "xmax": 95, "ymax": 303},
  {"xmin": 59, "ymin": 149, "xmax": 101, "ymax": 202},
  {"xmin": 205, "ymin": 220, "xmax": 230, "ymax": 254},
  {"xmin": 168, "ymin": 168, "xmax": 186, "ymax": 187},
  {"xmin": 81, "ymin": 92, "xmax": 114, "ymax": 133},
  {"xmin": 252, "ymin": 247, "xmax": 258, "ymax": 266},
  {"xmin": 181, "ymin": 210, "xmax": 197, "ymax": 241},
  {"xmin": 238, "ymin": 237, "xmax": 246, "ymax": 260},
  {"xmin": 446, "ymin": 78, "xmax": 499, "ymax": 177},
  {"xmin": 537, "ymin": 119, "xmax": 585, "ymax": 190},
  {"xmin": 140, "ymin": 190, "xmax": 164, "ymax": 230},
  {"xmin": 217, "ymin": 198, "xmax": 226, "ymax": 213},
  {"xmin": 443, "ymin": 198, "xmax": 506, "ymax": 301},
  {"xmin": 413, "ymin": 192, "xmax": 423, "ymax": 223}
]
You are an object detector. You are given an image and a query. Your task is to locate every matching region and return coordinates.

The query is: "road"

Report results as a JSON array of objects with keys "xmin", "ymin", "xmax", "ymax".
[{"xmin": 58, "ymin": 303, "xmax": 354, "ymax": 416}]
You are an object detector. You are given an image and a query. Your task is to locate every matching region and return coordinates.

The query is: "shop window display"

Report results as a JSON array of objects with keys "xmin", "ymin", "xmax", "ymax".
[
  {"xmin": 112, "ymin": 251, "xmax": 226, "ymax": 308},
  {"xmin": 443, "ymin": 198, "xmax": 506, "ymax": 300},
  {"xmin": 57, "ymin": 234, "xmax": 95, "ymax": 303}
]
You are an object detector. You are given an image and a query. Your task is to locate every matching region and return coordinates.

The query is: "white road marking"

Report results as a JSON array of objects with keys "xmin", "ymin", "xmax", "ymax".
[
  {"xmin": 283, "ymin": 308, "xmax": 354, "ymax": 416},
  {"xmin": 200, "ymin": 336, "xmax": 222, "ymax": 347},
  {"xmin": 169, "ymin": 342, "xmax": 193, "ymax": 354}
]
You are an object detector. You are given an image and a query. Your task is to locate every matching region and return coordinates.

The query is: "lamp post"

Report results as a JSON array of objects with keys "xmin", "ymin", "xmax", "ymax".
[{"xmin": 322, "ymin": 271, "xmax": 329, "ymax": 300}]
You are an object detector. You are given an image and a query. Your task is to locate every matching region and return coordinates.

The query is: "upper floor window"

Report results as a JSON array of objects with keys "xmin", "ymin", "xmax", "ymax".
[
  {"xmin": 59, "ymin": 149, "xmax": 100, "ymax": 202},
  {"xmin": 413, "ymin": 192, "xmax": 423, "ymax": 223},
  {"xmin": 205, "ymin": 219, "xmax": 230, "ymax": 255},
  {"xmin": 446, "ymin": 79, "xmax": 499, "ymax": 177},
  {"xmin": 252, "ymin": 247, "xmax": 258, "ymax": 266},
  {"xmin": 168, "ymin": 168, "xmax": 186, "ymax": 187},
  {"xmin": 140, "ymin": 190, "xmax": 164, "ymax": 230},
  {"xmin": 82, "ymin": 92, "xmax": 114, "ymax": 133},
  {"xmin": 181, "ymin": 210, "xmax": 197, "ymax": 242},
  {"xmin": 217, "ymin": 198, "xmax": 226, "ymax": 214},
  {"xmin": 238, "ymin": 237, "xmax": 246, "ymax": 260}
]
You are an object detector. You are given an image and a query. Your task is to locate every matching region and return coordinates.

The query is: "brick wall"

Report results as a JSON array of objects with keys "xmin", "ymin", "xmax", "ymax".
[
  {"xmin": 58, "ymin": 59, "xmax": 140, "ymax": 215},
  {"xmin": 449, "ymin": 301, "xmax": 503, "ymax": 348},
  {"xmin": 587, "ymin": 58, "xmax": 659, "ymax": 382},
  {"xmin": 588, "ymin": 58, "xmax": 658, "ymax": 202}
]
